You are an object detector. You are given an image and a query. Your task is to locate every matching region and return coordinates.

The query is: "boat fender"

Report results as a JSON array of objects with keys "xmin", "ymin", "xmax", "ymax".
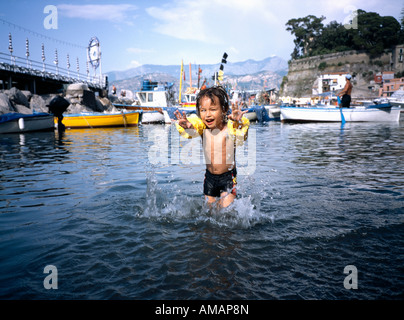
[{"xmin": 18, "ymin": 118, "xmax": 25, "ymax": 130}]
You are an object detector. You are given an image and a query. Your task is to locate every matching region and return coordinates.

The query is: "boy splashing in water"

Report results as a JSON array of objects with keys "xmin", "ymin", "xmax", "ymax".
[{"xmin": 174, "ymin": 86, "xmax": 250, "ymax": 208}]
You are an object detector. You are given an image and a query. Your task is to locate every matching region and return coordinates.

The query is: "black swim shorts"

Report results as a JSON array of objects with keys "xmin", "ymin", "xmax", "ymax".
[
  {"xmin": 341, "ymin": 94, "xmax": 351, "ymax": 108},
  {"xmin": 203, "ymin": 168, "xmax": 237, "ymax": 197}
]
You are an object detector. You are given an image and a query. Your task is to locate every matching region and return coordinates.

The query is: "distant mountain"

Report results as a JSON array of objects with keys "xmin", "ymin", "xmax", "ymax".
[
  {"xmin": 107, "ymin": 56, "xmax": 288, "ymax": 94},
  {"xmin": 107, "ymin": 56, "xmax": 288, "ymax": 82}
]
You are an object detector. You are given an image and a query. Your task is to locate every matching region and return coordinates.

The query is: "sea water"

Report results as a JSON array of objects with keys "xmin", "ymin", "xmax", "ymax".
[{"xmin": 0, "ymin": 117, "xmax": 403, "ymax": 299}]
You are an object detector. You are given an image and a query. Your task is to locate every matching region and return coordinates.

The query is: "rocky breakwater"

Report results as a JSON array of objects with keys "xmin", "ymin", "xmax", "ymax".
[{"xmin": 0, "ymin": 83, "xmax": 117, "ymax": 117}]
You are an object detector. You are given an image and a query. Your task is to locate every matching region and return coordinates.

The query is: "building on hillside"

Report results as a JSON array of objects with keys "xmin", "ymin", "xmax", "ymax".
[
  {"xmin": 312, "ymin": 73, "xmax": 351, "ymax": 95},
  {"xmin": 378, "ymin": 77, "xmax": 404, "ymax": 97},
  {"xmin": 392, "ymin": 44, "xmax": 404, "ymax": 73},
  {"xmin": 374, "ymin": 72, "xmax": 395, "ymax": 84}
]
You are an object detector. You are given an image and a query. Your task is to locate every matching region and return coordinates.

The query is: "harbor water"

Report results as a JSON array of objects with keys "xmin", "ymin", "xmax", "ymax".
[{"xmin": 0, "ymin": 116, "xmax": 403, "ymax": 300}]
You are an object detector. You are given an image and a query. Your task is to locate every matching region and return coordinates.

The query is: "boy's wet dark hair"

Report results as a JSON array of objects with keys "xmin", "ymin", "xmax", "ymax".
[{"xmin": 195, "ymin": 86, "xmax": 230, "ymax": 118}]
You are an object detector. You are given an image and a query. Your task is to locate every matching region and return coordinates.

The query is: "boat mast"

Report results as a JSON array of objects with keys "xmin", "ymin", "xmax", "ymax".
[
  {"xmin": 197, "ymin": 65, "xmax": 201, "ymax": 89},
  {"xmin": 179, "ymin": 59, "xmax": 183, "ymax": 104},
  {"xmin": 189, "ymin": 63, "xmax": 192, "ymax": 89}
]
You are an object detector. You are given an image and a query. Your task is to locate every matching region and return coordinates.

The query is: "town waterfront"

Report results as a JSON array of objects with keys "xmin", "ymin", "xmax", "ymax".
[{"xmin": 0, "ymin": 117, "xmax": 403, "ymax": 299}]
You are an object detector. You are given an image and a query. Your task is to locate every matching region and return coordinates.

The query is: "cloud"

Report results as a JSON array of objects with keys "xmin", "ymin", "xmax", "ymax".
[
  {"xmin": 146, "ymin": 0, "xmax": 278, "ymax": 43},
  {"xmin": 127, "ymin": 60, "xmax": 142, "ymax": 68},
  {"xmin": 145, "ymin": 0, "xmax": 284, "ymax": 62},
  {"xmin": 57, "ymin": 4, "xmax": 138, "ymax": 24},
  {"xmin": 146, "ymin": 2, "xmax": 209, "ymax": 42}
]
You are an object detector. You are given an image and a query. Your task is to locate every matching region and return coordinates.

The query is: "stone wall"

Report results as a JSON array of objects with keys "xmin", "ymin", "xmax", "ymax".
[{"xmin": 282, "ymin": 48, "xmax": 400, "ymax": 98}]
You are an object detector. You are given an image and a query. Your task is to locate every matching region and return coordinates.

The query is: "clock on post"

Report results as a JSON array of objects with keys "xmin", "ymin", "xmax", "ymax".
[{"xmin": 88, "ymin": 36, "xmax": 101, "ymax": 70}]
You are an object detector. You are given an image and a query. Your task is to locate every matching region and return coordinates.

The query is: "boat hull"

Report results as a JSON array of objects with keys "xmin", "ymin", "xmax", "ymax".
[
  {"xmin": 142, "ymin": 111, "xmax": 165, "ymax": 123},
  {"xmin": 264, "ymin": 104, "xmax": 281, "ymax": 120},
  {"xmin": 280, "ymin": 105, "xmax": 401, "ymax": 122},
  {"xmin": 244, "ymin": 111, "xmax": 257, "ymax": 121},
  {"xmin": 0, "ymin": 113, "xmax": 55, "ymax": 133},
  {"xmin": 113, "ymin": 104, "xmax": 165, "ymax": 123},
  {"xmin": 179, "ymin": 103, "xmax": 196, "ymax": 108},
  {"xmin": 58, "ymin": 111, "xmax": 141, "ymax": 129}
]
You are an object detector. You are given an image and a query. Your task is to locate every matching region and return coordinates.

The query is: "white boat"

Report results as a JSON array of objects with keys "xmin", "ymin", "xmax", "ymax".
[
  {"xmin": 264, "ymin": 104, "xmax": 281, "ymax": 120},
  {"xmin": 243, "ymin": 108, "xmax": 257, "ymax": 121},
  {"xmin": 280, "ymin": 103, "xmax": 401, "ymax": 122},
  {"xmin": 179, "ymin": 86, "xmax": 198, "ymax": 108},
  {"xmin": 114, "ymin": 104, "xmax": 165, "ymax": 124},
  {"xmin": 0, "ymin": 112, "xmax": 55, "ymax": 133},
  {"xmin": 375, "ymin": 89, "xmax": 404, "ymax": 111},
  {"xmin": 241, "ymin": 105, "xmax": 280, "ymax": 122},
  {"xmin": 114, "ymin": 80, "xmax": 195, "ymax": 124}
]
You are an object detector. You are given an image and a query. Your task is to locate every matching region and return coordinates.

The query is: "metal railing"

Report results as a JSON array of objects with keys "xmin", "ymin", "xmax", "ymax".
[{"xmin": 0, "ymin": 51, "xmax": 107, "ymax": 89}]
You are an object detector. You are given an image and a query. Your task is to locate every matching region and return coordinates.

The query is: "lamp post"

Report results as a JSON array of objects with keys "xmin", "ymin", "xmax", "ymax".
[
  {"xmin": 25, "ymin": 38, "xmax": 31, "ymax": 68},
  {"xmin": 54, "ymin": 49, "xmax": 59, "ymax": 75},
  {"xmin": 42, "ymin": 43, "xmax": 46, "ymax": 72},
  {"xmin": 67, "ymin": 54, "xmax": 70, "ymax": 78},
  {"xmin": 8, "ymin": 33, "xmax": 15, "ymax": 65}
]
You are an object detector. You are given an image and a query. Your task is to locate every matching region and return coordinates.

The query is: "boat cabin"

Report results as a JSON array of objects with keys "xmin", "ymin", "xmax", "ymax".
[{"xmin": 136, "ymin": 80, "xmax": 175, "ymax": 107}]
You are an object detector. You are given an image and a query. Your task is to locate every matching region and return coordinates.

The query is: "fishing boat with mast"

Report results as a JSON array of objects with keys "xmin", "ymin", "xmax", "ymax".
[
  {"xmin": 113, "ymin": 80, "xmax": 176, "ymax": 124},
  {"xmin": 178, "ymin": 61, "xmax": 203, "ymax": 109}
]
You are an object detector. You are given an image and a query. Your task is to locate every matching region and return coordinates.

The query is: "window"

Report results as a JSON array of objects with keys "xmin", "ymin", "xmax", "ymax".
[
  {"xmin": 148, "ymin": 93, "xmax": 153, "ymax": 102},
  {"xmin": 138, "ymin": 92, "xmax": 146, "ymax": 103}
]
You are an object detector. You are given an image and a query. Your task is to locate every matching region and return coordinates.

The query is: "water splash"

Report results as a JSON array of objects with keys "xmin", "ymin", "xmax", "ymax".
[{"xmin": 140, "ymin": 168, "xmax": 272, "ymax": 229}]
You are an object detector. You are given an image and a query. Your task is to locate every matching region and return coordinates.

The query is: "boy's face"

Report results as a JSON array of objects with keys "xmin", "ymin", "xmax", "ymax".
[{"xmin": 199, "ymin": 96, "xmax": 225, "ymax": 130}]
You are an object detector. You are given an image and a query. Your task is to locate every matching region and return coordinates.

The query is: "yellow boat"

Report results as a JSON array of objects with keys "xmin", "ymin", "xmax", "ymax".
[{"xmin": 56, "ymin": 111, "xmax": 142, "ymax": 129}]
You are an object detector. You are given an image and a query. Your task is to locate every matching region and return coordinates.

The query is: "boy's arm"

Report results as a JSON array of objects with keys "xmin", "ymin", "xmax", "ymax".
[
  {"xmin": 175, "ymin": 114, "xmax": 205, "ymax": 139},
  {"xmin": 228, "ymin": 116, "xmax": 249, "ymax": 144}
]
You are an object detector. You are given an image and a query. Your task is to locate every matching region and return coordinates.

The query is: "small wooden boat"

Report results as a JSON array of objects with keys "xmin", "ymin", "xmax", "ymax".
[
  {"xmin": 57, "ymin": 111, "xmax": 142, "ymax": 129},
  {"xmin": 280, "ymin": 103, "xmax": 401, "ymax": 122},
  {"xmin": 0, "ymin": 112, "xmax": 55, "ymax": 133}
]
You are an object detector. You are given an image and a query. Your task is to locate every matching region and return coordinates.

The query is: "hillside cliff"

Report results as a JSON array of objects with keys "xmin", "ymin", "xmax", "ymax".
[{"xmin": 281, "ymin": 47, "xmax": 402, "ymax": 98}]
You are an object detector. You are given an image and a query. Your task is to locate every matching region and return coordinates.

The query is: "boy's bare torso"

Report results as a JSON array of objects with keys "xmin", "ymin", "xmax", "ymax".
[{"xmin": 203, "ymin": 126, "xmax": 235, "ymax": 175}]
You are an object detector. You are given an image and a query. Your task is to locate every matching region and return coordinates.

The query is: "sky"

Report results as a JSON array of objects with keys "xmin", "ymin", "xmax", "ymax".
[{"xmin": 0, "ymin": 0, "xmax": 402, "ymax": 74}]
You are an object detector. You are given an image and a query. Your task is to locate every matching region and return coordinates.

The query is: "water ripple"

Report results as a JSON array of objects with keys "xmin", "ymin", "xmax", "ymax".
[{"xmin": 1, "ymin": 119, "xmax": 403, "ymax": 299}]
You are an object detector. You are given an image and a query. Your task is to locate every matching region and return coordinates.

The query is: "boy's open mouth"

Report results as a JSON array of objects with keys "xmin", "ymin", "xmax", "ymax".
[{"xmin": 205, "ymin": 119, "xmax": 215, "ymax": 126}]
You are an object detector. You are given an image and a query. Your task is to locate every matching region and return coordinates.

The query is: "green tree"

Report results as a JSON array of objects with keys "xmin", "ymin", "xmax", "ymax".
[
  {"xmin": 310, "ymin": 21, "xmax": 352, "ymax": 56},
  {"xmin": 350, "ymin": 10, "xmax": 401, "ymax": 55},
  {"xmin": 285, "ymin": 15, "xmax": 326, "ymax": 59},
  {"xmin": 286, "ymin": 10, "xmax": 402, "ymax": 60}
]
